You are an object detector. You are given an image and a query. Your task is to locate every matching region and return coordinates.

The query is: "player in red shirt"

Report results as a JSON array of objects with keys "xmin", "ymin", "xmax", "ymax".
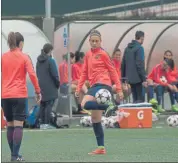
[
  {"xmin": 1, "ymin": 32, "xmax": 41, "ymax": 161},
  {"xmin": 75, "ymin": 30, "xmax": 123, "ymax": 155},
  {"xmin": 112, "ymin": 48, "xmax": 122, "ymax": 79},
  {"xmin": 71, "ymin": 51, "xmax": 89, "ymax": 114},
  {"xmin": 58, "ymin": 52, "xmax": 75, "ymax": 94},
  {"xmin": 147, "ymin": 59, "xmax": 178, "ymax": 112},
  {"xmin": 111, "ymin": 49, "xmax": 131, "ymax": 103}
]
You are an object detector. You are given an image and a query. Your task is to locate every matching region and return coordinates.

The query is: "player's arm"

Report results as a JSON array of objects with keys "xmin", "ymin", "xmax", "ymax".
[
  {"xmin": 76, "ymin": 55, "xmax": 88, "ymax": 93},
  {"xmin": 147, "ymin": 68, "xmax": 154, "ymax": 81},
  {"xmin": 72, "ymin": 64, "xmax": 78, "ymax": 84},
  {"xmin": 25, "ymin": 55, "xmax": 40, "ymax": 94},
  {"xmin": 148, "ymin": 67, "xmax": 168, "ymax": 86},
  {"xmin": 102, "ymin": 53, "xmax": 122, "ymax": 92},
  {"xmin": 121, "ymin": 49, "xmax": 126, "ymax": 82}
]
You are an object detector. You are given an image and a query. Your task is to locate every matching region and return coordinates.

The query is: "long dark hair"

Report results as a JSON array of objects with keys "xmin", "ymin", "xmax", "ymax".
[
  {"xmin": 15, "ymin": 32, "xmax": 24, "ymax": 47},
  {"xmin": 7, "ymin": 32, "xmax": 24, "ymax": 50},
  {"xmin": 164, "ymin": 58, "xmax": 174, "ymax": 70},
  {"xmin": 41, "ymin": 43, "xmax": 53, "ymax": 55},
  {"xmin": 8, "ymin": 32, "xmax": 16, "ymax": 50},
  {"xmin": 112, "ymin": 48, "xmax": 121, "ymax": 58},
  {"xmin": 75, "ymin": 51, "xmax": 85, "ymax": 62}
]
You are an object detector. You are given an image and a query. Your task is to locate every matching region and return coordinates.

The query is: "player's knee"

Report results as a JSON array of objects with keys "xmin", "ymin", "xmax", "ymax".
[
  {"xmin": 7, "ymin": 121, "xmax": 14, "ymax": 127},
  {"xmin": 13, "ymin": 120, "xmax": 24, "ymax": 127},
  {"xmin": 71, "ymin": 84, "xmax": 77, "ymax": 93}
]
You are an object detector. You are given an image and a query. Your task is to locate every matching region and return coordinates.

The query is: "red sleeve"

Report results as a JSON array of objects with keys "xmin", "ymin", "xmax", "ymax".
[
  {"xmin": 102, "ymin": 53, "xmax": 122, "ymax": 92},
  {"xmin": 25, "ymin": 55, "xmax": 41, "ymax": 93},
  {"xmin": 170, "ymin": 70, "xmax": 178, "ymax": 76},
  {"xmin": 76, "ymin": 55, "xmax": 88, "ymax": 92},
  {"xmin": 72, "ymin": 64, "xmax": 78, "ymax": 84},
  {"xmin": 148, "ymin": 68, "xmax": 154, "ymax": 80},
  {"xmin": 148, "ymin": 66, "xmax": 168, "ymax": 86}
]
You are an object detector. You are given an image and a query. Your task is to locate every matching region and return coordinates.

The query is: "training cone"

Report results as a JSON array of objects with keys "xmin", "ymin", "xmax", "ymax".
[{"xmin": 1, "ymin": 108, "xmax": 7, "ymax": 129}]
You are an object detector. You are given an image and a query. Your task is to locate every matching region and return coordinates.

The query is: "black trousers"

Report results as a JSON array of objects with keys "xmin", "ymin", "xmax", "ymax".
[
  {"xmin": 40, "ymin": 100, "xmax": 55, "ymax": 124},
  {"xmin": 130, "ymin": 82, "xmax": 144, "ymax": 103}
]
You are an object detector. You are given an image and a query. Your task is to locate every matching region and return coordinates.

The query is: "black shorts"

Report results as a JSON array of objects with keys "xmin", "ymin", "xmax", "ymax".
[
  {"xmin": 1, "ymin": 98, "xmax": 26, "ymax": 122},
  {"xmin": 87, "ymin": 84, "xmax": 112, "ymax": 97}
]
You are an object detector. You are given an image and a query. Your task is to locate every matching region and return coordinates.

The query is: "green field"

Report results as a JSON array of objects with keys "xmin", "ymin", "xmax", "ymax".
[{"xmin": 1, "ymin": 126, "xmax": 178, "ymax": 162}]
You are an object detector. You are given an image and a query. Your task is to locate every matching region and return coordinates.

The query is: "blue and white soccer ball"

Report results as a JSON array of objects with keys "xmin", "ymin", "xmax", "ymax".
[
  {"xmin": 95, "ymin": 89, "xmax": 112, "ymax": 104},
  {"xmin": 167, "ymin": 115, "xmax": 178, "ymax": 127}
]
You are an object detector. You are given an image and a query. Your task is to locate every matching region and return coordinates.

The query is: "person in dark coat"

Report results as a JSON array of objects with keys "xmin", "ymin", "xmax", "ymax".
[
  {"xmin": 121, "ymin": 31, "xmax": 147, "ymax": 103},
  {"xmin": 36, "ymin": 43, "xmax": 60, "ymax": 129}
]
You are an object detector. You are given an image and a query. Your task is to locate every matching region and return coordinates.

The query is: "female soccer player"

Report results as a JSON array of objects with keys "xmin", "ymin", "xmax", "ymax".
[
  {"xmin": 75, "ymin": 30, "xmax": 124, "ymax": 155},
  {"xmin": 2, "ymin": 32, "xmax": 41, "ymax": 161},
  {"xmin": 71, "ymin": 51, "xmax": 89, "ymax": 114},
  {"xmin": 59, "ymin": 52, "xmax": 75, "ymax": 94},
  {"xmin": 147, "ymin": 59, "xmax": 178, "ymax": 112}
]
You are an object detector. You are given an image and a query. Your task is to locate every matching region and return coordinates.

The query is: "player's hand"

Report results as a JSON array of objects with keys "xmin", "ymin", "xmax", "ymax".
[
  {"xmin": 167, "ymin": 84, "xmax": 176, "ymax": 92},
  {"xmin": 75, "ymin": 91, "xmax": 79, "ymax": 98},
  {"xmin": 116, "ymin": 91, "xmax": 124, "ymax": 101},
  {"xmin": 35, "ymin": 93, "xmax": 42, "ymax": 104},
  {"xmin": 147, "ymin": 79, "xmax": 154, "ymax": 85},
  {"xmin": 122, "ymin": 83, "xmax": 128, "ymax": 91},
  {"xmin": 142, "ymin": 81, "xmax": 148, "ymax": 87}
]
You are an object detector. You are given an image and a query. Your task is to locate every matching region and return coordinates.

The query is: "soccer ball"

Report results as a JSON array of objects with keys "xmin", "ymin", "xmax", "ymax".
[
  {"xmin": 108, "ymin": 118, "xmax": 116, "ymax": 128},
  {"xmin": 101, "ymin": 117, "xmax": 109, "ymax": 128},
  {"xmin": 160, "ymin": 76, "xmax": 167, "ymax": 83},
  {"xmin": 167, "ymin": 115, "xmax": 178, "ymax": 127},
  {"xmin": 95, "ymin": 89, "xmax": 112, "ymax": 104},
  {"xmin": 80, "ymin": 116, "xmax": 92, "ymax": 127}
]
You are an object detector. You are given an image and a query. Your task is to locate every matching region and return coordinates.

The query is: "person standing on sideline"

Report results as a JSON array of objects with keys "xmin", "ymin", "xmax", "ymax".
[
  {"xmin": 1, "ymin": 32, "xmax": 41, "ymax": 161},
  {"xmin": 36, "ymin": 43, "xmax": 60, "ymax": 129},
  {"xmin": 121, "ymin": 31, "xmax": 147, "ymax": 103}
]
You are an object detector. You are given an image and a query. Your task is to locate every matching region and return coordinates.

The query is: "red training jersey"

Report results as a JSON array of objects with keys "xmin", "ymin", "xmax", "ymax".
[
  {"xmin": 148, "ymin": 63, "xmax": 174, "ymax": 86},
  {"xmin": 76, "ymin": 48, "xmax": 122, "ymax": 93},
  {"xmin": 112, "ymin": 59, "xmax": 121, "ymax": 79},
  {"xmin": 2, "ymin": 48, "xmax": 40, "ymax": 98},
  {"xmin": 59, "ymin": 61, "xmax": 69, "ymax": 85},
  {"xmin": 72, "ymin": 62, "xmax": 83, "ymax": 84},
  {"xmin": 166, "ymin": 66, "xmax": 178, "ymax": 83}
]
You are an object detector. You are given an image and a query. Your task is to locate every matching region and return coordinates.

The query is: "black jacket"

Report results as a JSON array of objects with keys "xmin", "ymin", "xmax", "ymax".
[
  {"xmin": 121, "ymin": 40, "xmax": 146, "ymax": 84},
  {"xmin": 36, "ymin": 54, "xmax": 60, "ymax": 101}
]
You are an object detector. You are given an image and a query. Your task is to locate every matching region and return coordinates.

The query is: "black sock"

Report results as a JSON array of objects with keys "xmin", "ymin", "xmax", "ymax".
[
  {"xmin": 92, "ymin": 122, "xmax": 104, "ymax": 147},
  {"xmin": 175, "ymin": 92, "xmax": 178, "ymax": 103},
  {"xmin": 7, "ymin": 126, "xmax": 14, "ymax": 155},
  {"xmin": 78, "ymin": 104, "xmax": 82, "ymax": 112},
  {"xmin": 12, "ymin": 126, "xmax": 23, "ymax": 157}
]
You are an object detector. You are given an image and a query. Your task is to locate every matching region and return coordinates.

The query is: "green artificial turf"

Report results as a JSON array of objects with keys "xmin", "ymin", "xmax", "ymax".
[{"xmin": 1, "ymin": 127, "xmax": 178, "ymax": 162}]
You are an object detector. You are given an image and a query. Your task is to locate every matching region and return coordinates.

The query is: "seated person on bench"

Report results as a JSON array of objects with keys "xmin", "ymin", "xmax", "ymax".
[
  {"xmin": 71, "ymin": 51, "xmax": 90, "ymax": 114},
  {"xmin": 145, "ymin": 58, "xmax": 178, "ymax": 113},
  {"xmin": 111, "ymin": 49, "xmax": 131, "ymax": 104}
]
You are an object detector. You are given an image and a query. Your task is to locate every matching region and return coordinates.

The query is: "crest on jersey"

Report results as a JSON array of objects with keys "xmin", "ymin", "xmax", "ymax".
[{"xmin": 95, "ymin": 54, "xmax": 102, "ymax": 59}]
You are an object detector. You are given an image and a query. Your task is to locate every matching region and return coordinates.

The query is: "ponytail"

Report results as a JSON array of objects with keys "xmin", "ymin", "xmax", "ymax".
[{"xmin": 8, "ymin": 32, "xmax": 17, "ymax": 50}]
